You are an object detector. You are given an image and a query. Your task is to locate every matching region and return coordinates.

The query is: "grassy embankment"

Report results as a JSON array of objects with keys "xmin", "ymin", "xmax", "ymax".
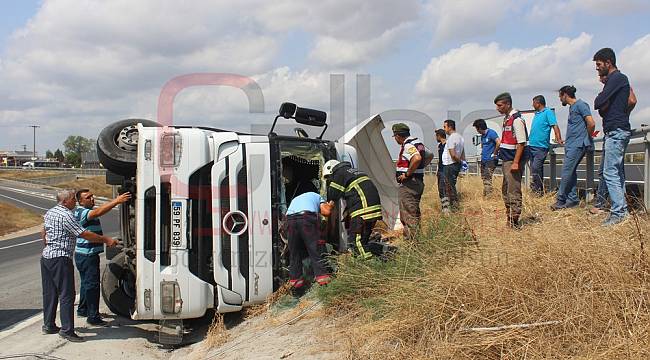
[
  {"xmin": 317, "ymin": 175, "xmax": 650, "ymax": 359},
  {"xmin": 0, "ymin": 203, "xmax": 43, "ymax": 236}
]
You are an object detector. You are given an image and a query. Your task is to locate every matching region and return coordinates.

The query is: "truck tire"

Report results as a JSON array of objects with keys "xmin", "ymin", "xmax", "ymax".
[
  {"xmin": 97, "ymin": 119, "xmax": 160, "ymax": 177},
  {"xmin": 101, "ymin": 252, "xmax": 136, "ymax": 318}
]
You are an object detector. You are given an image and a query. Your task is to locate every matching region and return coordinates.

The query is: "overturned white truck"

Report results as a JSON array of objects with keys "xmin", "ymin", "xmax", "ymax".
[{"xmin": 96, "ymin": 103, "xmax": 397, "ymax": 327}]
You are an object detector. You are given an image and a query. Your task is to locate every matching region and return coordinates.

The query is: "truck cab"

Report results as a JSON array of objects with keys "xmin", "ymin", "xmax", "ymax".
[{"xmin": 96, "ymin": 103, "xmax": 397, "ymax": 322}]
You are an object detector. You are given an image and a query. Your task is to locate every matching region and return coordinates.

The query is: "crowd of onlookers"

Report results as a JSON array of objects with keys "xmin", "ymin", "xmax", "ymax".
[{"xmin": 394, "ymin": 47, "xmax": 637, "ymax": 232}]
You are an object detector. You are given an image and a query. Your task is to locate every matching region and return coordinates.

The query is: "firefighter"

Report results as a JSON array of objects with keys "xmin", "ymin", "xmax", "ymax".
[
  {"xmin": 323, "ymin": 160, "xmax": 382, "ymax": 259},
  {"xmin": 392, "ymin": 123, "xmax": 433, "ymax": 238}
]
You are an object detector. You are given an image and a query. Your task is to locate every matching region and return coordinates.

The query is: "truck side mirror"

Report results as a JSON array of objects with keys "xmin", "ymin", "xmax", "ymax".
[{"xmin": 279, "ymin": 102, "xmax": 297, "ymax": 119}]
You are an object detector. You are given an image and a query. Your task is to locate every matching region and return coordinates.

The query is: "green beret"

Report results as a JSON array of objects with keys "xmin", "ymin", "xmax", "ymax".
[
  {"xmin": 392, "ymin": 123, "xmax": 410, "ymax": 133},
  {"xmin": 494, "ymin": 92, "xmax": 512, "ymax": 104}
]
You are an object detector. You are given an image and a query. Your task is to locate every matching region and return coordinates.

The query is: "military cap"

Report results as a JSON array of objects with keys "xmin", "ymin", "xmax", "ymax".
[{"xmin": 391, "ymin": 123, "xmax": 410, "ymax": 134}]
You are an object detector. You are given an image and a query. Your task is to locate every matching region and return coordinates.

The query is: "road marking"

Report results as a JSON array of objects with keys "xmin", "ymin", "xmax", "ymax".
[
  {"xmin": 0, "ymin": 186, "xmax": 56, "ymax": 201},
  {"xmin": 0, "ymin": 238, "xmax": 41, "ymax": 251},
  {"xmin": 0, "ymin": 193, "xmax": 49, "ymax": 211}
]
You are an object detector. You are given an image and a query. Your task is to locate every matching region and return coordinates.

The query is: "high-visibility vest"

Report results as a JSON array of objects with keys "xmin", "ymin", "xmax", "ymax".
[{"xmin": 396, "ymin": 137, "xmax": 426, "ymax": 178}]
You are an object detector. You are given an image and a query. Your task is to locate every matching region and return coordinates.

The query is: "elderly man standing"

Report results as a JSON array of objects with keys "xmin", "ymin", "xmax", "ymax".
[
  {"xmin": 74, "ymin": 189, "xmax": 131, "ymax": 326},
  {"xmin": 41, "ymin": 189, "xmax": 118, "ymax": 342}
]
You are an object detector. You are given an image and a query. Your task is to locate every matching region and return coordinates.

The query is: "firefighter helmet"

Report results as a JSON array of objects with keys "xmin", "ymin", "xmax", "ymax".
[{"xmin": 322, "ymin": 159, "xmax": 340, "ymax": 178}]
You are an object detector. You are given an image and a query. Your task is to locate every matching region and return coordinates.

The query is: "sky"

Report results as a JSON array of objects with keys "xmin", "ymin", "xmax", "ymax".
[{"xmin": 1, "ymin": 0, "xmax": 650, "ymax": 156}]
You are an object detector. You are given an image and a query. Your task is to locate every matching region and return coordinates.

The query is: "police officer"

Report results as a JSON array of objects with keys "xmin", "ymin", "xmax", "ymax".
[
  {"xmin": 392, "ymin": 123, "xmax": 433, "ymax": 238},
  {"xmin": 323, "ymin": 160, "xmax": 382, "ymax": 259},
  {"xmin": 285, "ymin": 190, "xmax": 332, "ymax": 293}
]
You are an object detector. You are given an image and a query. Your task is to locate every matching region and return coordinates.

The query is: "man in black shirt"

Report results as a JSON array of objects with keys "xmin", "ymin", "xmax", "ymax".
[{"xmin": 593, "ymin": 47, "xmax": 635, "ymax": 226}]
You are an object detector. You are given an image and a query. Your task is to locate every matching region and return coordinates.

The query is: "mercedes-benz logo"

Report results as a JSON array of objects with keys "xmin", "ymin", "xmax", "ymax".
[{"xmin": 222, "ymin": 211, "xmax": 248, "ymax": 236}]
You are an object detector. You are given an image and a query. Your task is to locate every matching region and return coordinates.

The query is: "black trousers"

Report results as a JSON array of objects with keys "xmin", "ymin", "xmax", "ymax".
[
  {"xmin": 348, "ymin": 217, "xmax": 377, "ymax": 259},
  {"xmin": 286, "ymin": 214, "xmax": 327, "ymax": 280},
  {"xmin": 75, "ymin": 253, "xmax": 101, "ymax": 321},
  {"xmin": 41, "ymin": 256, "xmax": 75, "ymax": 334}
]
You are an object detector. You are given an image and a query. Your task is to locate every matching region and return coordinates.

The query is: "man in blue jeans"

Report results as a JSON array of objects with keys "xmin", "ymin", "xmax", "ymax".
[
  {"xmin": 74, "ymin": 189, "xmax": 131, "ymax": 326},
  {"xmin": 593, "ymin": 48, "xmax": 635, "ymax": 225},
  {"xmin": 551, "ymin": 86, "xmax": 595, "ymax": 210},
  {"xmin": 528, "ymin": 95, "xmax": 563, "ymax": 196}
]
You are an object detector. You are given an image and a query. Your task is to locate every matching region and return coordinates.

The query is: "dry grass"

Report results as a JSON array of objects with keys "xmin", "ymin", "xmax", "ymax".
[
  {"xmin": 204, "ymin": 314, "xmax": 230, "ymax": 349},
  {"xmin": 0, "ymin": 170, "xmax": 61, "ymax": 180},
  {"xmin": 55, "ymin": 176, "xmax": 113, "ymax": 198},
  {"xmin": 318, "ymin": 175, "xmax": 650, "ymax": 359},
  {"xmin": 0, "ymin": 202, "xmax": 42, "ymax": 236}
]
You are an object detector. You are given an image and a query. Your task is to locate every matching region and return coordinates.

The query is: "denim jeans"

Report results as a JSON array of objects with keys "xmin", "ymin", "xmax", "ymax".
[
  {"xmin": 75, "ymin": 253, "xmax": 101, "ymax": 322},
  {"xmin": 528, "ymin": 146, "xmax": 548, "ymax": 195},
  {"xmin": 556, "ymin": 146, "xmax": 587, "ymax": 205},
  {"xmin": 443, "ymin": 162, "xmax": 462, "ymax": 209},
  {"xmin": 594, "ymin": 138, "xmax": 627, "ymax": 209},
  {"xmin": 602, "ymin": 128, "xmax": 631, "ymax": 218}
]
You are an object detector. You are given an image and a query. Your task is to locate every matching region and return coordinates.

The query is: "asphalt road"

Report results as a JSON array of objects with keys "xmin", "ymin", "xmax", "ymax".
[{"xmin": 0, "ymin": 182, "xmax": 119, "ymax": 331}]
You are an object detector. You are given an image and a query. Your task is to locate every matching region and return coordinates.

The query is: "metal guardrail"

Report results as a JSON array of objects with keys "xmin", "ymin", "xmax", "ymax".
[
  {"xmin": 546, "ymin": 126, "xmax": 649, "ymax": 208},
  {"xmin": 0, "ymin": 167, "xmax": 106, "ymax": 176},
  {"xmin": 430, "ymin": 125, "xmax": 650, "ymax": 209}
]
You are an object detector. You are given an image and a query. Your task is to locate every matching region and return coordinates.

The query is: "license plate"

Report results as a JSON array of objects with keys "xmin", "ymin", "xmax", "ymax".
[{"xmin": 171, "ymin": 200, "xmax": 185, "ymax": 249}]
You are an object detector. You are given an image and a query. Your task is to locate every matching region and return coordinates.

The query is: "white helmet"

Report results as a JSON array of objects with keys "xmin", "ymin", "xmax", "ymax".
[{"xmin": 322, "ymin": 159, "xmax": 340, "ymax": 178}]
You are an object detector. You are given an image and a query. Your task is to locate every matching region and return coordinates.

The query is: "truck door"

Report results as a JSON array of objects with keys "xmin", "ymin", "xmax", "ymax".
[
  {"xmin": 211, "ymin": 136, "xmax": 273, "ymax": 312},
  {"xmin": 337, "ymin": 114, "xmax": 399, "ymax": 229}
]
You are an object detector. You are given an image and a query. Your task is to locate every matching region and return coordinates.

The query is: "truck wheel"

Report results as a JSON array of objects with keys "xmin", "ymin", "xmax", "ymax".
[
  {"xmin": 101, "ymin": 252, "xmax": 136, "ymax": 318},
  {"xmin": 97, "ymin": 118, "xmax": 160, "ymax": 177}
]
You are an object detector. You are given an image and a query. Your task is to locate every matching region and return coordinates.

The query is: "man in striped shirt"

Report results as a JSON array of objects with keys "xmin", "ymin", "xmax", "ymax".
[
  {"xmin": 74, "ymin": 189, "xmax": 131, "ymax": 326},
  {"xmin": 41, "ymin": 189, "xmax": 118, "ymax": 342}
]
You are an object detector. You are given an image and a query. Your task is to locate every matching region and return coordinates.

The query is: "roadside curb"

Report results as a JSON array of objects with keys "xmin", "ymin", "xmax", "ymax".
[{"xmin": 0, "ymin": 225, "xmax": 43, "ymax": 242}]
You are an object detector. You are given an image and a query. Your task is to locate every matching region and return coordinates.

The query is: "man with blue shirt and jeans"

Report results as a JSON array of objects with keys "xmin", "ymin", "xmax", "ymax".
[
  {"xmin": 551, "ymin": 86, "xmax": 595, "ymax": 210},
  {"xmin": 528, "ymin": 95, "xmax": 563, "ymax": 196},
  {"xmin": 593, "ymin": 48, "xmax": 635, "ymax": 225},
  {"xmin": 74, "ymin": 189, "xmax": 131, "ymax": 326},
  {"xmin": 285, "ymin": 190, "xmax": 333, "ymax": 294},
  {"xmin": 473, "ymin": 118, "xmax": 500, "ymax": 196}
]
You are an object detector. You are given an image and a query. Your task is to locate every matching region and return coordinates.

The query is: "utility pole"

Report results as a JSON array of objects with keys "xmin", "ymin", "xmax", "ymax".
[{"xmin": 29, "ymin": 125, "xmax": 40, "ymax": 159}]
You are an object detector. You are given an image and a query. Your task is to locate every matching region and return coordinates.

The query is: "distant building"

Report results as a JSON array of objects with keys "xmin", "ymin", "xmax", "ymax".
[
  {"xmin": 81, "ymin": 149, "xmax": 101, "ymax": 168},
  {"xmin": 0, "ymin": 150, "xmax": 37, "ymax": 166}
]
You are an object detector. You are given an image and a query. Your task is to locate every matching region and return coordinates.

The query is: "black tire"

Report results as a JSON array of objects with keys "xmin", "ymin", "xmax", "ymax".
[
  {"xmin": 101, "ymin": 252, "xmax": 136, "ymax": 318},
  {"xmin": 97, "ymin": 119, "xmax": 160, "ymax": 177}
]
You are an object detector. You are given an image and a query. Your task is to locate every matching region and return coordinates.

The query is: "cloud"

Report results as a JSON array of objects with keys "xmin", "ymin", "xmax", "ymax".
[
  {"xmin": 529, "ymin": 0, "xmax": 650, "ymax": 21},
  {"xmin": 308, "ymin": 23, "xmax": 412, "ymax": 68},
  {"xmin": 415, "ymin": 33, "xmax": 594, "ymax": 102},
  {"xmin": 252, "ymin": 0, "xmax": 421, "ymax": 68},
  {"xmin": 620, "ymin": 34, "xmax": 650, "ymax": 87},
  {"xmin": 428, "ymin": 0, "xmax": 515, "ymax": 42}
]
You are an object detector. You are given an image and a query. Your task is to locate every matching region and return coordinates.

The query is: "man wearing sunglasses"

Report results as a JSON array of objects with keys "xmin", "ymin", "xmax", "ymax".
[{"xmin": 74, "ymin": 189, "xmax": 131, "ymax": 326}]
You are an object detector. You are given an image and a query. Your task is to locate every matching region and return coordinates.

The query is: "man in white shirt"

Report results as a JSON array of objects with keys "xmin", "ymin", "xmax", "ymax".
[{"xmin": 441, "ymin": 119, "xmax": 465, "ymax": 211}]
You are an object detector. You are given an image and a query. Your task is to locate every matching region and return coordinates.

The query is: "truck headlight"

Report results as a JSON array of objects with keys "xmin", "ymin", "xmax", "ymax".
[
  {"xmin": 161, "ymin": 281, "xmax": 182, "ymax": 314},
  {"xmin": 160, "ymin": 133, "xmax": 182, "ymax": 167}
]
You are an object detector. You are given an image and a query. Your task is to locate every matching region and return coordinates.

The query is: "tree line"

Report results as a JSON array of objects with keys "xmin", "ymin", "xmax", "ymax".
[{"xmin": 44, "ymin": 135, "xmax": 94, "ymax": 168}]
